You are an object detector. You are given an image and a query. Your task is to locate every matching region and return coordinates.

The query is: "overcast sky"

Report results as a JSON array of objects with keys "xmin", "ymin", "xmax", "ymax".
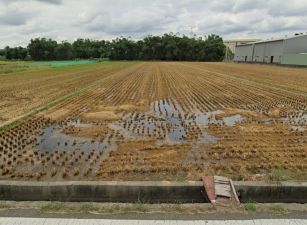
[{"xmin": 1, "ymin": 0, "xmax": 307, "ymax": 48}]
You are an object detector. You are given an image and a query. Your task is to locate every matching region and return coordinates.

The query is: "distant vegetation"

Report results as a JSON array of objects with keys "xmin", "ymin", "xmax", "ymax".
[{"xmin": 0, "ymin": 33, "xmax": 225, "ymax": 62}]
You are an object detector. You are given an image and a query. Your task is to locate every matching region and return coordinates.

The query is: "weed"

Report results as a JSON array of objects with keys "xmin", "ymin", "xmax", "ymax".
[
  {"xmin": 243, "ymin": 202, "xmax": 257, "ymax": 212},
  {"xmin": 40, "ymin": 202, "xmax": 66, "ymax": 212},
  {"xmin": 270, "ymin": 168, "xmax": 288, "ymax": 181},
  {"xmin": 134, "ymin": 203, "xmax": 147, "ymax": 212},
  {"xmin": 78, "ymin": 203, "xmax": 99, "ymax": 213},
  {"xmin": 173, "ymin": 200, "xmax": 184, "ymax": 212},
  {"xmin": 0, "ymin": 202, "xmax": 10, "ymax": 209},
  {"xmin": 270, "ymin": 204, "xmax": 288, "ymax": 214},
  {"xmin": 176, "ymin": 172, "xmax": 187, "ymax": 182}
]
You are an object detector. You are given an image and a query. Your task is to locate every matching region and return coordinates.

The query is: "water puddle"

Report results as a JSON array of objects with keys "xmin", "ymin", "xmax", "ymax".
[
  {"xmin": 111, "ymin": 99, "xmax": 243, "ymax": 144},
  {"xmin": 34, "ymin": 99, "xmax": 245, "ymax": 153},
  {"xmin": 35, "ymin": 124, "xmax": 109, "ymax": 152},
  {"xmin": 223, "ymin": 114, "xmax": 242, "ymax": 126},
  {"xmin": 281, "ymin": 113, "xmax": 307, "ymax": 125},
  {"xmin": 290, "ymin": 126, "xmax": 305, "ymax": 132},
  {"xmin": 198, "ymin": 133, "xmax": 217, "ymax": 143},
  {"xmin": 66, "ymin": 119, "xmax": 92, "ymax": 128}
]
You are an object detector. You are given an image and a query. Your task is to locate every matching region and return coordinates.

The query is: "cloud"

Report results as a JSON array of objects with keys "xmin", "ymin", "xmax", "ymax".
[
  {"xmin": 0, "ymin": 10, "xmax": 31, "ymax": 25},
  {"xmin": 36, "ymin": 0, "xmax": 62, "ymax": 4},
  {"xmin": 1, "ymin": 0, "xmax": 307, "ymax": 48},
  {"xmin": 1, "ymin": 0, "xmax": 62, "ymax": 4}
]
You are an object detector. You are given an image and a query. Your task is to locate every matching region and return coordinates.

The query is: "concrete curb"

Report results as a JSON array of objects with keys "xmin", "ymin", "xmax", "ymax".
[
  {"xmin": 235, "ymin": 181, "xmax": 307, "ymax": 203},
  {"xmin": 0, "ymin": 181, "xmax": 306, "ymax": 203}
]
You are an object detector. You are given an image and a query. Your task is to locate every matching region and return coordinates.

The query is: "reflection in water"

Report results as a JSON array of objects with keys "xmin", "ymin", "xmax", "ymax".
[
  {"xmin": 35, "ymin": 124, "xmax": 108, "ymax": 152},
  {"xmin": 35, "ymin": 99, "xmax": 246, "ymax": 153},
  {"xmin": 111, "ymin": 99, "xmax": 244, "ymax": 144}
]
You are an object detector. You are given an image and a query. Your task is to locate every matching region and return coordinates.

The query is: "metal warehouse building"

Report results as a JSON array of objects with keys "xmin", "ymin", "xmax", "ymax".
[{"xmin": 234, "ymin": 34, "xmax": 307, "ymax": 66}]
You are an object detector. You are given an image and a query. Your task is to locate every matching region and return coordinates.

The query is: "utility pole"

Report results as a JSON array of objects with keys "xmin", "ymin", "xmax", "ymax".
[{"xmin": 225, "ymin": 45, "xmax": 228, "ymax": 61}]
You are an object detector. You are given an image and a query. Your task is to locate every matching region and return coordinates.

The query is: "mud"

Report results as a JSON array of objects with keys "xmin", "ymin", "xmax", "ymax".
[{"xmin": 0, "ymin": 62, "xmax": 306, "ymax": 181}]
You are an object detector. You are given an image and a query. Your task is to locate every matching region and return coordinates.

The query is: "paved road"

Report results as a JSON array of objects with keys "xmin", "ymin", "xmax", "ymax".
[{"xmin": 0, "ymin": 218, "xmax": 306, "ymax": 224}]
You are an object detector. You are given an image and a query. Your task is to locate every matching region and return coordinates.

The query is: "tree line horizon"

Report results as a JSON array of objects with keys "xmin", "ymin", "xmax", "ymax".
[{"xmin": 0, "ymin": 33, "xmax": 227, "ymax": 61}]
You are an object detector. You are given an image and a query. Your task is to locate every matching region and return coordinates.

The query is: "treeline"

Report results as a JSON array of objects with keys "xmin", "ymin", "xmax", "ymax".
[{"xmin": 0, "ymin": 33, "xmax": 226, "ymax": 61}]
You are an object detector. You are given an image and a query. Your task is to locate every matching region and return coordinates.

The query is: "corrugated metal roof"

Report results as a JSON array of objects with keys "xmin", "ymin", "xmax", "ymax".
[{"xmin": 236, "ymin": 34, "xmax": 307, "ymax": 47}]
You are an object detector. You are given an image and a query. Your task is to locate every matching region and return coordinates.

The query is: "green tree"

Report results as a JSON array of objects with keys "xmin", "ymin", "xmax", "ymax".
[
  {"xmin": 203, "ymin": 34, "xmax": 226, "ymax": 61},
  {"xmin": 4, "ymin": 33, "xmax": 226, "ymax": 62},
  {"xmin": 110, "ymin": 37, "xmax": 138, "ymax": 60},
  {"xmin": 72, "ymin": 39, "xmax": 94, "ymax": 59},
  {"xmin": 3, "ymin": 46, "xmax": 28, "ymax": 60},
  {"xmin": 225, "ymin": 46, "xmax": 234, "ymax": 61},
  {"xmin": 56, "ymin": 41, "xmax": 74, "ymax": 60},
  {"xmin": 28, "ymin": 38, "xmax": 58, "ymax": 60}
]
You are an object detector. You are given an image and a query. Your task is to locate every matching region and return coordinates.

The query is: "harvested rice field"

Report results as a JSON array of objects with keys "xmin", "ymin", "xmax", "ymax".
[{"xmin": 0, "ymin": 62, "xmax": 306, "ymax": 181}]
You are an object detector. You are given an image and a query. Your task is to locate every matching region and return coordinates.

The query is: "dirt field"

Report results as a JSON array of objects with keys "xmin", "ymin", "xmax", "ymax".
[
  {"xmin": 0, "ymin": 62, "xmax": 306, "ymax": 181},
  {"xmin": 0, "ymin": 61, "xmax": 136, "ymax": 126}
]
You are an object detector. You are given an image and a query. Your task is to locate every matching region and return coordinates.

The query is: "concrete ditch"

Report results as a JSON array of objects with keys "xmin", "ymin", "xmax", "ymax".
[{"xmin": 0, "ymin": 181, "xmax": 306, "ymax": 203}]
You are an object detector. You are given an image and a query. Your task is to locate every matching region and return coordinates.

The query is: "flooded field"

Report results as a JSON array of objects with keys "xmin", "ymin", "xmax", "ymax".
[{"xmin": 0, "ymin": 62, "xmax": 306, "ymax": 181}]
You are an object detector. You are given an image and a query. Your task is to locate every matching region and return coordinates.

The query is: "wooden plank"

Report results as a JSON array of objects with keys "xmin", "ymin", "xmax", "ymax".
[
  {"xmin": 214, "ymin": 176, "xmax": 230, "ymax": 184},
  {"xmin": 215, "ymin": 184, "xmax": 231, "ymax": 197},
  {"xmin": 214, "ymin": 176, "xmax": 229, "ymax": 182}
]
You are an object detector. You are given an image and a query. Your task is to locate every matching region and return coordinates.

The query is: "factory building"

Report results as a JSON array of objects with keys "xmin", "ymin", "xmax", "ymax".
[
  {"xmin": 234, "ymin": 34, "xmax": 307, "ymax": 66},
  {"xmin": 224, "ymin": 39, "xmax": 262, "ymax": 53}
]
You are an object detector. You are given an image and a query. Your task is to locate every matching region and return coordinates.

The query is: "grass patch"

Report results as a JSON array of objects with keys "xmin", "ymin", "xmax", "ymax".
[
  {"xmin": 269, "ymin": 168, "xmax": 288, "ymax": 182},
  {"xmin": 133, "ymin": 203, "xmax": 147, "ymax": 212},
  {"xmin": 120, "ymin": 203, "xmax": 148, "ymax": 213},
  {"xmin": 40, "ymin": 202, "xmax": 67, "ymax": 213},
  {"xmin": 270, "ymin": 204, "xmax": 288, "ymax": 214},
  {"xmin": 175, "ymin": 172, "xmax": 188, "ymax": 182},
  {"xmin": 30, "ymin": 60, "xmax": 97, "ymax": 68},
  {"xmin": 0, "ymin": 61, "xmax": 31, "ymax": 75},
  {"xmin": 173, "ymin": 203, "xmax": 183, "ymax": 212},
  {"xmin": 243, "ymin": 202, "xmax": 257, "ymax": 212},
  {"xmin": 40, "ymin": 202, "xmax": 99, "ymax": 213},
  {"xmin": 0, "ymin": 202, "xmax": 10, "ymax": 209},
  {"xmin": 78, "ymin": 203, "xmax": 99, "ymax": 213},
  {"xmin": 106, "ymin": 204, "xmax": 121, "ymax": 214}
]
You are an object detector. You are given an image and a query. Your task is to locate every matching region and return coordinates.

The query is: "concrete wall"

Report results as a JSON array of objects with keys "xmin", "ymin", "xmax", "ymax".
[
  {"xmin": 281, "ymin": 54, "xmax": 307, "ymax": 66},
  {"xmin": 235, "ymin": 181, "xmax": 307, "ymax": 203},
  {"xmin": 234, "ymin": 44, "xmax": 254, "ymax": 62},
  {"xmin": 284, "ymin": 35, "xmax": 307, "ymax": 54},
  {"xmin": 0, "ymin": 181, "xmax": 306, "ymax": 203},
  {"xmin": 0, "ymin": 181, "xmax": 206, "ymax": 203}
]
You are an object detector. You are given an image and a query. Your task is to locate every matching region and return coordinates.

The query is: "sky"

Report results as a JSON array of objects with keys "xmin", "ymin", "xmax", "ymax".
[{"xmin": 1, "ymin": 0, "xmax": 307, "ymax": 48}]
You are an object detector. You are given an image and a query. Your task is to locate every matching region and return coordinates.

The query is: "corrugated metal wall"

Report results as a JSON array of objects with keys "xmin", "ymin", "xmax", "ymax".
[
  {"xmin": 235, "ymin": 40, "xmax": 283, "ymax": 64},
  {"xmin": 262, "ymin": 41, "xmax": 283, "ymax": 63},
  {"xmin": 284, "ymin": 35, "xmax": 307, "ymax": 54},
  {"xmin": 234, "ymin": 44, "xmax": 254, "ymax": 62},
  {"xmin": 281, "ymin": 54, "xmax": 307, "ymax": 66},
  {"xmin": 234, "ymin": 35, "xmax": 307, "ymax": 65}
]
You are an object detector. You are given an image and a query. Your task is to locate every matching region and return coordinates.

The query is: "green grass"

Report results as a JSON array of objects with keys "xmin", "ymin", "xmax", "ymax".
[
  {"xmin": 269, "ymin": 168, "xmax": 288, "ymax": 182},
  {"xmin": 270, "ymin": 204, "xmax": 288, "ymax": 214},
  {"xmin": 39, "ymin": 202, "xmax": 99, "ymax": 213},
  {"xmin": 243, "ymin": 202, "xmax": 257, "ymax": 212},
  {"xmin": 78, "ymin": 203, "xmax": 100, "ymax": 213},
  {"xmin": 132, "ymin": 203, "xmax": 147, "ymax": 212},
  {"xmin": 0, "ymin": 202, "xmax": 10, "ymax": 209},
  {"xmin": 30, "ymin": 60, "xmax": 97, "ymax": 68},
  {"xmin": 0, "ymin": 61, "xmax": 31, "ymax": 75},
  {"xmin": 40, "ymin": 202, "xmax": 66, "ymax": 212}
]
